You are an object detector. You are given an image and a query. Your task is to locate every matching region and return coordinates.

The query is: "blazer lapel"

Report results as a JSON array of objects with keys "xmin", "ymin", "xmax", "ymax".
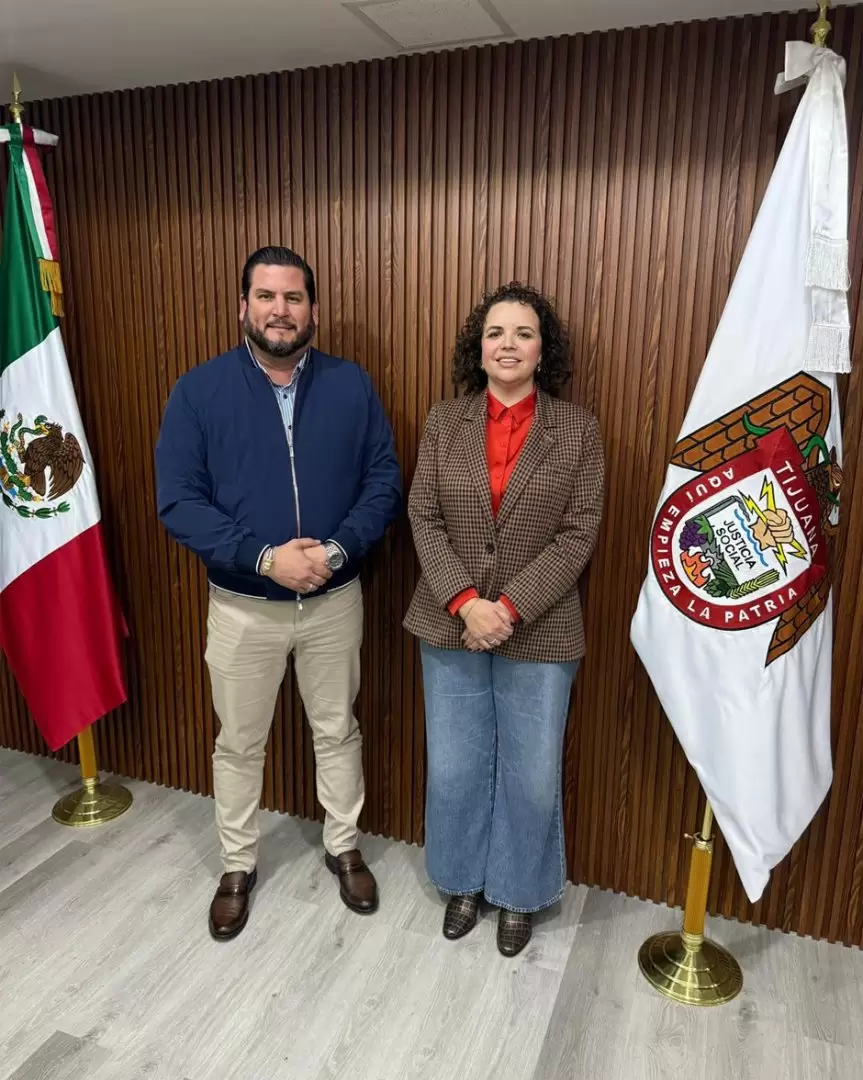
[
  {"xmin": 462, "ymin": 390, "xmax": 495, "ymax": 527},
  {"xmin": 495, "ymin": 390, "xmax": 555, "ymax": 527}
]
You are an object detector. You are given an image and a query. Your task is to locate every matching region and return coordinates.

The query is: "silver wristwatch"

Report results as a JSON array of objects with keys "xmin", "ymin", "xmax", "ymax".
[{"xmin": 323, "ymin": 541, "xmax": 346, "ymax": 571}]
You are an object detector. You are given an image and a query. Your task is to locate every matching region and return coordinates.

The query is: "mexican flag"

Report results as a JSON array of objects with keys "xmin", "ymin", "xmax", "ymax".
[
  {"xmin": 0, "ymin": 121, "xmax": 127, "ymax": 750},
  {"xmin": 631, "ymin": 43, "xmax": 851, "ymax": 903}
]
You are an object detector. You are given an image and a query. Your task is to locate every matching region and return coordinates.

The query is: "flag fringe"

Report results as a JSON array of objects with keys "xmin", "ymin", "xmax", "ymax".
[
  {"xmin": 805, "ymin": 234, "xmax": 851, "ymax": 291},
  {"xmin": 39, "ymin": 258, "xmax": 64, "ymax": 317},
  {"xmin": 805, "ymin": 322, "xmax": 851, "ymax": 374}
]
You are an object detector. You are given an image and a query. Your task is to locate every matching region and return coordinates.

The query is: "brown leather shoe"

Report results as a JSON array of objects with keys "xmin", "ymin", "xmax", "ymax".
[
  {"xmin": 443, "ymin": 894, "xmax": 480, "ymax": 940},
  {"xmin": 325, "ymin": 849, "xmax": 378, "ymax": 914},
  {"xmin": 208, "ymin": 869, "xmax": 257, "ymax": 941},
  {"xmin": 497, "ymin": 910, "xmax": 532, "ymax": 957}
]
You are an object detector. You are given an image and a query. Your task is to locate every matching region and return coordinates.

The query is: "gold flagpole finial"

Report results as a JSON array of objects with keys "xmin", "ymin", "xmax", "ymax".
[
  {"xmin": 812, "ymin": 3, "xmax": 831, "ymax": 47},
  {"xmin": 9, "ymin": 72, "xmax": 24, "ymax": 124}
]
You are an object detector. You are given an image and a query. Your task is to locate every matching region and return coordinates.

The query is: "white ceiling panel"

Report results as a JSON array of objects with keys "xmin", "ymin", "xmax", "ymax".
[{"xmin": 0, "ymin": 1, "xmax": 857, "ymax": 104}]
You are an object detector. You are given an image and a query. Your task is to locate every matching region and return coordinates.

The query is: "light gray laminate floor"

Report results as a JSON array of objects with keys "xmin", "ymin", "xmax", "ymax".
[{"xmin": 1, "ymin": 747, "xmax": 860, "ymax": 1080}]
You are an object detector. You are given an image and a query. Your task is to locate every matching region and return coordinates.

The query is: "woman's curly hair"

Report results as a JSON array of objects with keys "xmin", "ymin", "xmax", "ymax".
[{"xmin": 451, "ymin": 282, "xmax": 572, "ymax": 397}]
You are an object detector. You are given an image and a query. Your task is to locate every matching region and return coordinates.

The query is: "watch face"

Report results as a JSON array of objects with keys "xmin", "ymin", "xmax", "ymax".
[{"xmin": 327, "ymin": 544, "xmax": 345, "ymax": 570}]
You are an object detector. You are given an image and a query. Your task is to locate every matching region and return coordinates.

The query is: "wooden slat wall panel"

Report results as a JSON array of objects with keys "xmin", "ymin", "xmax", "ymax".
[{"xmin": 2, "ymin": 5, "xmax": 863, "ymax": 943}]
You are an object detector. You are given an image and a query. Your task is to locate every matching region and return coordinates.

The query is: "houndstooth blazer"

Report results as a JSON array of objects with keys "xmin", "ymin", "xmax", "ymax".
[{"xmin": 403, "ymin": 389, "xmax": 605, "ymax": 662}]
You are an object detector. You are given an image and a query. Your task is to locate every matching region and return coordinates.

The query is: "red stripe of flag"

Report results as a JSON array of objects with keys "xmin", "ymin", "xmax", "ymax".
[
  {"xmin": 0, "ymin": 524, "xmax": 128, "ymax": 750},
  {"xmin": 21, "ymin": 124, "xmax": 58, "ymax": 261}
]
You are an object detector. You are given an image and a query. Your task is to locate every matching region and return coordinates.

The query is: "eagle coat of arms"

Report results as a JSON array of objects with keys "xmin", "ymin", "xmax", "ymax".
[{"xmin": 0, "ymin": 408, "xmax": 84, "ymax": 519}]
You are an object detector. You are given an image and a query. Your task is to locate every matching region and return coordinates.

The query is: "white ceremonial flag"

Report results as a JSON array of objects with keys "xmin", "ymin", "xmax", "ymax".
[{"xmin": 631, "ymin": 42, "xmax": 852, "ymax": 902}]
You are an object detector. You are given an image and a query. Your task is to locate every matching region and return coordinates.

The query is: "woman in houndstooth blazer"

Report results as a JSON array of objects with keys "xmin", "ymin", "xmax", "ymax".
[{"xmin": 404, "ymin": 282, "xmax": 605, "ymax": 957}]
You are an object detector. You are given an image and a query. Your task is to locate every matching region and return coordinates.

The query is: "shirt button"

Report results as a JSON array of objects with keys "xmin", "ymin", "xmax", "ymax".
[{"xmin": 486, "ymin": 543, "xmax": 495, "ymax": 554}]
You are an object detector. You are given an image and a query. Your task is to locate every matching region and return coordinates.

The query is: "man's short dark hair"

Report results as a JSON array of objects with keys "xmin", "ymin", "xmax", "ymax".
[{"xmin": 241, "ymin": 246, "xmax": 316, "ymax": 305}]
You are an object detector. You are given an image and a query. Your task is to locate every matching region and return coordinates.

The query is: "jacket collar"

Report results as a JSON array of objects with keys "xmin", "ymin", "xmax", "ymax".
[
  {"xmin": 239, "ymin": 340, "xmax": 318, "ymax": 371},
  {"xmin": 245, "ymin": 338, "xmax": 309, "ymax": 386}
]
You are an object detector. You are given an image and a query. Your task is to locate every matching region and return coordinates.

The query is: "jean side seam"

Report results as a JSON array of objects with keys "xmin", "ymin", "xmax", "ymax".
[{"xmin": 555, "ymin": 720, "xmax": 566, "ymax": 892}]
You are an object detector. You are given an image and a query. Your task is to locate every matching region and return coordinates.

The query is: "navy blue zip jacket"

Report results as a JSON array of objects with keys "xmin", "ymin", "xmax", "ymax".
[{"xmin": 155, "ymin": 344, "xmax": 402, "ymax": 600}]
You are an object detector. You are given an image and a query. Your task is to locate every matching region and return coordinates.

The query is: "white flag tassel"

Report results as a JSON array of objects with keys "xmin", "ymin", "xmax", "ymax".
[
  {"xmin": 631, "ymin": 40, "xmax": 851, "ymax": 903},
  {"xmin": 777, "ymin": 42, "xmax": 852, "ymax": 373}
]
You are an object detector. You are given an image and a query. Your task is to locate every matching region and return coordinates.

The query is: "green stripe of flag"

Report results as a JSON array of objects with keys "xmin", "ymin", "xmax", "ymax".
[{"xmin": 0, "ymin": 126, "xmax": 56, "ymax": 375}]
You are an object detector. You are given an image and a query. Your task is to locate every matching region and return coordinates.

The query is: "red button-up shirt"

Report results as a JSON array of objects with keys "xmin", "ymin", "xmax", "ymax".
[{"xmin": 447, "ymin": 388, "xmax": 537, "ymax": 621}]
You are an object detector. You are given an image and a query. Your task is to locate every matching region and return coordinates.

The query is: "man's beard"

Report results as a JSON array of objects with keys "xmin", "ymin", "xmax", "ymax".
[{"xmin": 244, "ymin": 313, "xmax": 315, "ymax": 360}]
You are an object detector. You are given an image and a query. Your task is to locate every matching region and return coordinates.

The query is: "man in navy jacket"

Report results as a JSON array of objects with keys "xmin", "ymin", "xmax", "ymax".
[{"xmin": 156, "ymin": 246, "xmax": 401, "ymax": 939}]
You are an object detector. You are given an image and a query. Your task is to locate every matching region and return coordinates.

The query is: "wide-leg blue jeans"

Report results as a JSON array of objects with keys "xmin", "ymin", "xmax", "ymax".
[{"xmin": 420, "ymin": 643, "xmax": 577, "ymax": 913}]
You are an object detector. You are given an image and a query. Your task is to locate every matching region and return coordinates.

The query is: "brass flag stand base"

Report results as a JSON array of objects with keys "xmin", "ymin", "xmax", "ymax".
[
  {"xmin": 638, "ymin": 936, "xmax": 743, "ymax": 1007},
  {"xmin": 52, "ymin": 725, "xmax": 132, "ymax": 827},
  {"xmin": 638, "ymin": 802, "xmax": 743, "ymax": 1006}
]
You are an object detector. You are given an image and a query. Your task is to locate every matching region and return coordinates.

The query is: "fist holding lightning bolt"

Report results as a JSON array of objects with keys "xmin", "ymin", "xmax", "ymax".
[{"xmin": 752, "ymin": 508, "xmax": 794, "ymax": 551}]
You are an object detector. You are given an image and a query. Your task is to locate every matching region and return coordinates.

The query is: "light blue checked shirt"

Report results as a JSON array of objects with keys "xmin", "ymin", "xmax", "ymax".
[{"xmin": 247, "ymin": 339, "xmax": 307, "ymax": 447}]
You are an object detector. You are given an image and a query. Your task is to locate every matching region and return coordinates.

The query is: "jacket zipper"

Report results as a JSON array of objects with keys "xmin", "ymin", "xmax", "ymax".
[
  {"xmin": 287, "ymin": 424, "xmax": 303, "ymax": 610},
  {"xmin": 248, "ymin": 340, "xmax": 308, "ymax": 609}
]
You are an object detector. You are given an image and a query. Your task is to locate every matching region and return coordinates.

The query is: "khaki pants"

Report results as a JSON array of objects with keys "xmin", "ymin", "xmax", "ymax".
[{"xmin": 205, "ymin": 580, "xmax": 364, "ymax": 873}]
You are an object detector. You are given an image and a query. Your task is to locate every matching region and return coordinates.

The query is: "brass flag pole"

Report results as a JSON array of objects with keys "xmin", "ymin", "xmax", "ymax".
[
  {"xmin": 637, "ymin": 2, "xmax": 833, "ymax": 1007},
  {"xmin": 4, "ymin": 75, "xmax": 133, "ymax": 827},
  {"xmin": 638, "ymin": 799, "xmax": 742, "ymax": 1005}
]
